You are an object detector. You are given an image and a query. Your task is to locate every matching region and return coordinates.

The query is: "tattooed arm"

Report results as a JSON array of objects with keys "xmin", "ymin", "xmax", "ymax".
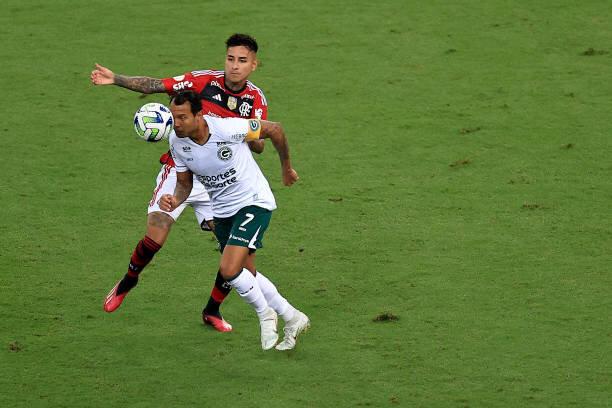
[
  {"xmin": 114, "ymin": 75, "xmax": 165, "ymax": 94},
  {"xmin": 90, "ymin": 63, "xmax": 165, "ymax": 94}
]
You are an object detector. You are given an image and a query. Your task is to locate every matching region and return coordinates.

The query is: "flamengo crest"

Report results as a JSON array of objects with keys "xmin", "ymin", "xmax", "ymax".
[{"xmin": 239, "ymin": 102, "xmax": 252, "ymax": 117}]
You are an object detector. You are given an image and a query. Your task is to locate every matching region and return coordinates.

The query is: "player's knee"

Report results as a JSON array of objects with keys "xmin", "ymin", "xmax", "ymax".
[
  {"xmin": 219, "ymin": 265, "xmax": 242, "ymax": 281},
  {"xmin": 147, "ymin": 211, "xmax": 174, "ymax": 229}
]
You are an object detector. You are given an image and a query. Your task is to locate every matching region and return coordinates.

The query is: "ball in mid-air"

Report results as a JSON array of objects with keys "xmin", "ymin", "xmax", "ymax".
[{"xmin": 133, "ymin": 103, "xmax": 173, "ymax": 142}]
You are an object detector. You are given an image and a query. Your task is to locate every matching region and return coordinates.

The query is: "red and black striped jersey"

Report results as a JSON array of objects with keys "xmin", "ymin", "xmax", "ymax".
[
  {"xmin": 162, "ymin": 70, "xmax": 268, "ymax": 120},
  {"xmin": 159, "ymin": 69, "xmax": 268, "ymax": 166}
]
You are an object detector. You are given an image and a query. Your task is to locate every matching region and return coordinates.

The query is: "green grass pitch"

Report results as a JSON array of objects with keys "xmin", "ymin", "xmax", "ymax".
[{"xmin": 2, "ymin": 0, "xmax": 611, "ymax": 406}]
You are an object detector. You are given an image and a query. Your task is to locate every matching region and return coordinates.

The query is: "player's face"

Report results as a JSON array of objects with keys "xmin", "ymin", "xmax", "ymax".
[
  {"xmin": 225, "ymin": 46, "xmax": 257, "ymax": 86},
  {"xmin": 170, "ymin": 103, "xmax": 199, "ymax": 138}
]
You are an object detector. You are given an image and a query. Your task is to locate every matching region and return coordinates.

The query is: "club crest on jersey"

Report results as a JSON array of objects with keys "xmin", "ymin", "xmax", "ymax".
[
  {"xmin": 249, "ymin": 120, "xmax": 260, "ymax": 132},
  {"xmin": 227, "ymin": 96, "xmax": 237, "ymax": 110},
  {"xmin": 217, "ymin": 146, "xmax": 233, "ymax": 161},
  {"xmin": 239, "ymin": 102, "xmax": 252, "ymax": 117}
]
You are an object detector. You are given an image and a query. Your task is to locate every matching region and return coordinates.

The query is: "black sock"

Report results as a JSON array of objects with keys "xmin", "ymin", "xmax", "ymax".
[
  {"xmin": 203, "ymin": 271, "xmax": 232, "ymax": 316},
  {"xmin": 117, "ymin": 273, "xmax": 138, "ymax": 295}
]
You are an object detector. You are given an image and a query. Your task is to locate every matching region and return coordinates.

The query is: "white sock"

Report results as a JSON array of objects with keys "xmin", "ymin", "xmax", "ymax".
[
  {"xmin": 256, "ymin": 271, "xmax": 296, "ymax": 322},
  {"xmin": 228, "ymin": 268, "xmax": 269, "ymax": 319}
]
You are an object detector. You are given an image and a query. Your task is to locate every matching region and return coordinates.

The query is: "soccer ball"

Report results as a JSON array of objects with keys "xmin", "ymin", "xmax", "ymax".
[{"xmin": 133, "ymin": 103, "xmax": 173, "ymax": 142}]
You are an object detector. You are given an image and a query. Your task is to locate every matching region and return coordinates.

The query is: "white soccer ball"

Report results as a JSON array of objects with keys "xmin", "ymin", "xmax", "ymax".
[{"xmin": 133, "ymin": 102, "xmax": 173, "ymax": 142}]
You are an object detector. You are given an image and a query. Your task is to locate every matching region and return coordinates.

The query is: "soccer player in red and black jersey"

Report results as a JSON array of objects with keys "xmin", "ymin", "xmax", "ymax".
[{"xmin": 91, "ymin": 34, "xmax": 267, "ymax": 332}]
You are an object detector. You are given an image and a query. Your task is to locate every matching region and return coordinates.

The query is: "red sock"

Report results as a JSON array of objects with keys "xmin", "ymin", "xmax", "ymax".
[
  {"xmin": 203, "ymin": 271, "xmax": 232, "ymax": 315},
  {"xmin": 128, "ymin": 236, "xmax": 162, "ymax": 275}
]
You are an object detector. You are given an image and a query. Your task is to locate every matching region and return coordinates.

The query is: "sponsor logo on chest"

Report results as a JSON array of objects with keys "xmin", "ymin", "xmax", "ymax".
[
  {"xmin": 197, "ymin": 168, "xmax": 238, "ymax": 189},
  {"xmin": 173, "ymin": 81, "xmax": 193, "ymax": 91}
]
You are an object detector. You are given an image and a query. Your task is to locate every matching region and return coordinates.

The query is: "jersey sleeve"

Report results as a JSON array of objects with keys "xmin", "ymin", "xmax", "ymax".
[
  {"xmin": 162, "ymin": 71, "xmax": 211, "ymax": 95},
  {"xmin": 169, "ymin": 135, "xmax": 188, "ymax": 172},
  {"xmin": 252, "ymin": 89, "xmax": 268, "ymax": 120},
  {"xmin": 209, "ymin": 117, "xmax": 261, "ymax": 143}
]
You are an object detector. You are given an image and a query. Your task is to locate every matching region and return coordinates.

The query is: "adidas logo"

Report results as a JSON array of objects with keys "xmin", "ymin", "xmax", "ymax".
[{"xmin": 213, "ymin": 94, "xmax": 222, "ymax": 101}]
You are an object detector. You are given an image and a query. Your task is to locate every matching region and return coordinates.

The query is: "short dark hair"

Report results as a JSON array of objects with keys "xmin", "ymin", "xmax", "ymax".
[
  {"xmin": 225, "ymin": 33, "xmax": 258, "ymax": 53},
  {"xmin": 170, "ymin": 91, "xmax": 202, "ymax": 115}
]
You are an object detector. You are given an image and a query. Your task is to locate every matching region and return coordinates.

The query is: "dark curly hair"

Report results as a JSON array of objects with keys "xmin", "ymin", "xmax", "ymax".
[
  {"xmin": 170, "ymin": 91, "xmax": 202, "ymax": 115},
  {"xmin": 225, "ymin": 33, "xmax": 258, "ymax": 53}
]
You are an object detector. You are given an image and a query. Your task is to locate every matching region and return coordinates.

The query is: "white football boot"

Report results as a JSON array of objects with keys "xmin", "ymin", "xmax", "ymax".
[
  {"xmin": 259, "ymin": 307, "xmax": 279, "ymax": 350},
  {"xmin": 275, "ymin": 311, "xmax": 310, "ymax": 351}
]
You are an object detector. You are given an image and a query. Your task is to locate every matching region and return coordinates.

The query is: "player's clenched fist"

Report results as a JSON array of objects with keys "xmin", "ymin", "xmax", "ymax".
[
  {"xmin": 283, "ymin": 168, "xmax": 299, "ymax": 186},
  {"xmin": 159, "ymin": 194, "xmax": 179, "ymax": 212}
]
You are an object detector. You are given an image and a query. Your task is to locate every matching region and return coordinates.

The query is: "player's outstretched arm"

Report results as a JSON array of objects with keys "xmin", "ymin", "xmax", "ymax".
[
  {"xmin": 259, "ymin": 121, "xmax": 298, "ymax": 186},
  {"xmin": 90, "ymin": 63, "xmax": 165, "ymax": 94},
  {"xmin": 159, "ymin": 170, "xmax": 194, "ymax": 212}
]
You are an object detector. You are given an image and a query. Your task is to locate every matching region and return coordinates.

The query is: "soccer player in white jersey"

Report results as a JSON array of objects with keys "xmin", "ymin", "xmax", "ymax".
[
  {"xmin": 159, "ymin": 91, "xmax": 309, "ymax": 350},
  {"xmin": 92, "ymin": 34, "xmax": 267, "ymax": 332}
]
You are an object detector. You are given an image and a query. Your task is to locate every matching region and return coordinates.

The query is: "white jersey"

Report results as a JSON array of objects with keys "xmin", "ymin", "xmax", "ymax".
[{"xmin": 170, "ymin": 116, "xmax": 276, "ymax": 218}]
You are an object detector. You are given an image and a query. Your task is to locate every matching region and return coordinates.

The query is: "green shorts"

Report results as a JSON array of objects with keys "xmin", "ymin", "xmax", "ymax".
[{"xmin": 213, "ymin": 205, "xmax": 272, "ymax": 253}]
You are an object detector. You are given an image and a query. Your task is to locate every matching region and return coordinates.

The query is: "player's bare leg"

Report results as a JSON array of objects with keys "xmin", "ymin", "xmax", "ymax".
[
  {"xmin": 221, "ymin": 245, "xmax": 278, "ymax": 350},
  {"xmin": 103, "ymin": 212, "xmax": 172, "ymax": 312},
  {"xmin": 145, "ymin": 211, "xmax": 175, "ymax": 245}
]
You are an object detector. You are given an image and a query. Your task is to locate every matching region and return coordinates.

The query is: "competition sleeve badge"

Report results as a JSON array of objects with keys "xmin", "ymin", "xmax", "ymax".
[
  {"xmin": 245, "ymin": 119, "xmax": 261, "ymax": 141},
  {"xmin": 227, "ymin": 96, "xmax": 237, "ymax": 110}
]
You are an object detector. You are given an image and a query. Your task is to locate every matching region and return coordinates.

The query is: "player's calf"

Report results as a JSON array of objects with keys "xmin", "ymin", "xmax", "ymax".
[{"xmin": 103, "ymin": 235, "xmax": 161, "ymax": 313}]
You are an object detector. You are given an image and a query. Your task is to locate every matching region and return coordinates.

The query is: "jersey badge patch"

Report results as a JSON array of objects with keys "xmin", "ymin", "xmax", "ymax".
[
  {"xmin": 245, "ymin": 119, "xmax": 262, "ymax": 141},
  {"xmin": 227, "ymin": 96, "xmax": 237, "ymax": 110},
  {"xmin": 239, "ymin": 102, "xmax": 252, "ymax": 117},
  {"xmin": 217, "ymin": 146, "xmax": 233, "ymax": 161},
  {"xmin": 249, "ymin": 120, "xmax": 260, "ymax": 132}
]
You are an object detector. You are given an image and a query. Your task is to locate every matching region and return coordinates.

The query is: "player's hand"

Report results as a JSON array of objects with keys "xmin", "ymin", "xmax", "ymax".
[
  {"xmin": 91, "ymin": 63, "xmax": 115, "ymax": 86},
  {"xmin": 159, "ymin": 194, "xmax": 178, "ymax": 212},
  {"xmin": 283, "ymin": 168, "xmax": 299, "ymax": 186}
]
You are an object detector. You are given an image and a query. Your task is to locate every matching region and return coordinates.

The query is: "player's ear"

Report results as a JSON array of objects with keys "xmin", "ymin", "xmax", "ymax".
[{"xmin": 252, "ymin": 58, "xmax": 258, "ymax": 72}]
